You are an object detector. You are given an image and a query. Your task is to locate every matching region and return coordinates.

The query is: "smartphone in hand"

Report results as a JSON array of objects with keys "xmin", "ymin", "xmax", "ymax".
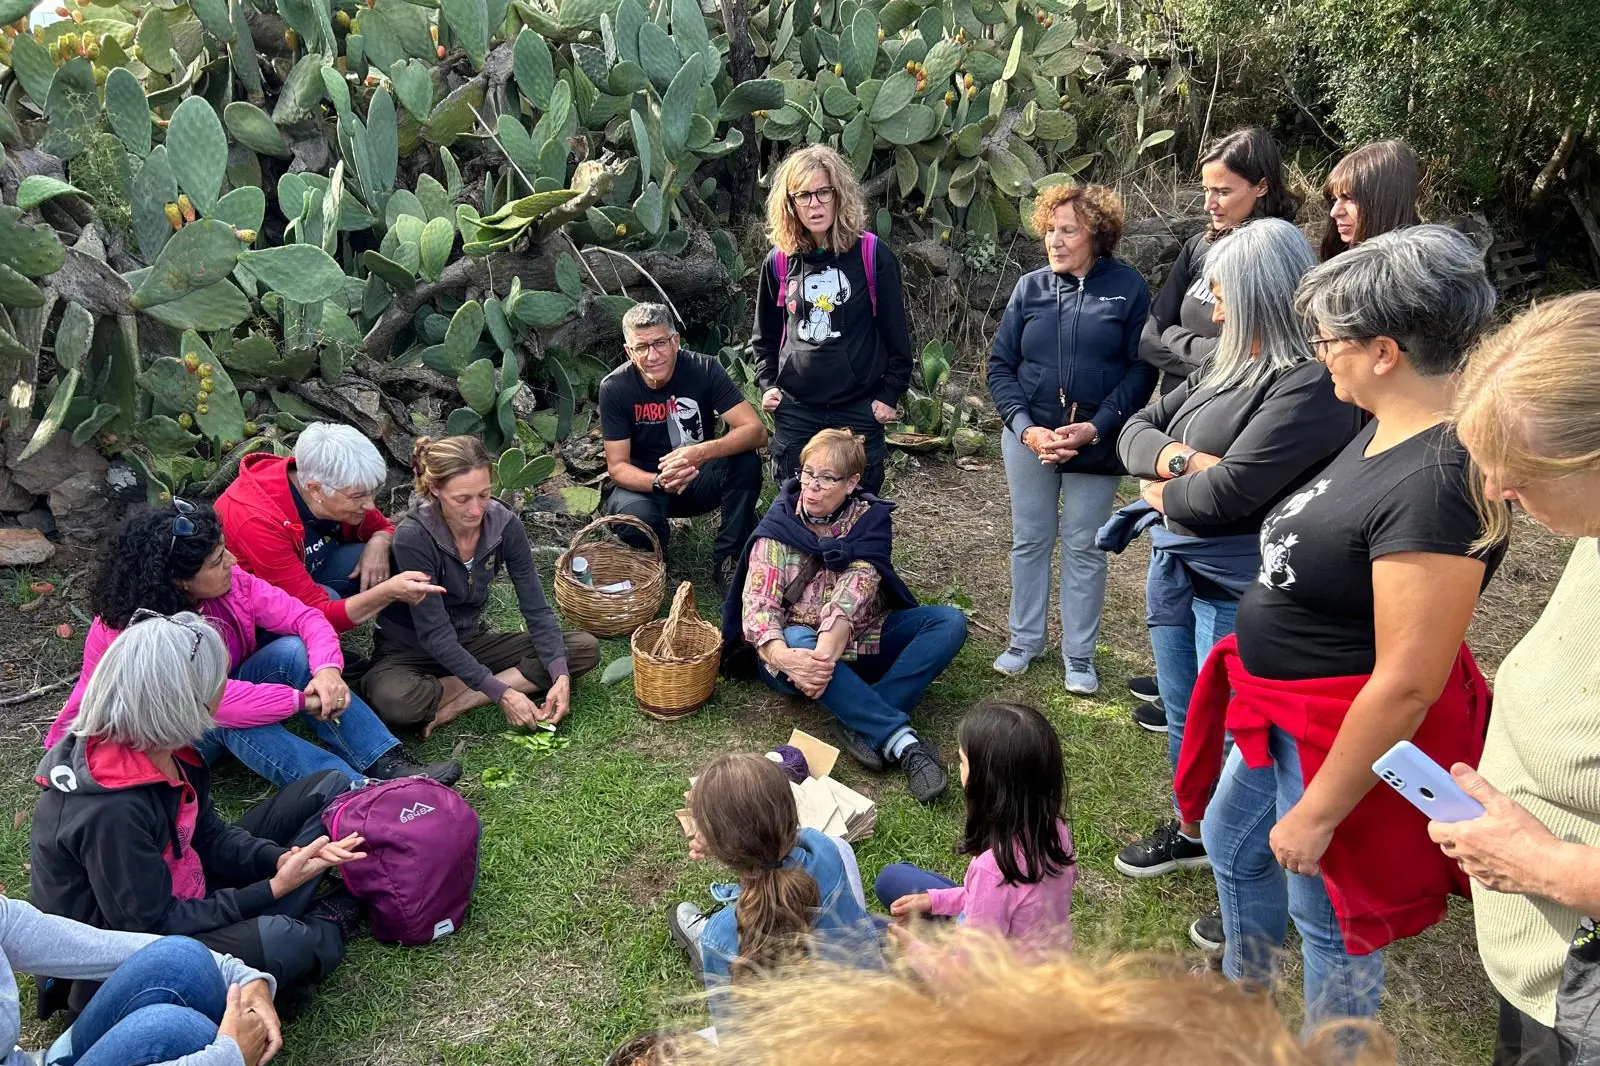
[{"xmin": 1372, "ymin": 741, "xmax": 1485, "ymax": 823}]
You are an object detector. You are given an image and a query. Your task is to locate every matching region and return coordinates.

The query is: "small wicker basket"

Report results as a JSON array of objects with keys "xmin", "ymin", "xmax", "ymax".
[
  {"xmin": 554, "ymin": 514, "xmax": 667, "ymax": 637},
  {"xmin": 631, "ymin": 581, "xmax": 722, "ymax": 721}
]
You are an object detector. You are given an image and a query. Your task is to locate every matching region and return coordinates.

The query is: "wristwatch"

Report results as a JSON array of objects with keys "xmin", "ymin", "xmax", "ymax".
[
  {"xmin": 1166, "ymin": 448, "xmax": 1194, "ymax": 477},
  {"xmin": 651, "ymin": 473, "xmax": 664, "ymax": 493}
]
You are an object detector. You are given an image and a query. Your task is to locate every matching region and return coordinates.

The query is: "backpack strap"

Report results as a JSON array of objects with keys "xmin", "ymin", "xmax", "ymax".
[
  {"xmin": 861, "ymin": 231, "xmax": 878, "ymax": 316},
  {"xmin": 773, "ymin": 247, "xmax": 789, "ymax": 308}
]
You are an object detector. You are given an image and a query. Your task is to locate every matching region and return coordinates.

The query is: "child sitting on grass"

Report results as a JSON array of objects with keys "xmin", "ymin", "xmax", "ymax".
[
  {"xmin": 667, "ymin": 753, "xmax": 882, "ymax": 1030},
  {"xmin": 876, "ymin": 701, "xmax": 1076, "ymax": 947}
]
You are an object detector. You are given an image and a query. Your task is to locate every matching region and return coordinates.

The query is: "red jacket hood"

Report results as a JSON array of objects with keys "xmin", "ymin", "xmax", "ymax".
[{"xmin": 229, "ymin": 453, "xmax": 306, "ymax": 535}]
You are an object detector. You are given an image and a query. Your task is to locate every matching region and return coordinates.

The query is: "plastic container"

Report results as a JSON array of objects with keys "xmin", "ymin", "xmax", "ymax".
[{"xmin": 572, "ymin": 556, "xmax": 594, "ymax": 586}]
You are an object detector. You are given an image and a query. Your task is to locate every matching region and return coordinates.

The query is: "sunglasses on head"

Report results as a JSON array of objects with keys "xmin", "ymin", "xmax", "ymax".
[
  {"xmin": 128, "ymin": 608, "xmax": 204, "ymax": 661},
  {"xmin": 168, "ymin": 497, "xmax": 198, "ymax": 555}
]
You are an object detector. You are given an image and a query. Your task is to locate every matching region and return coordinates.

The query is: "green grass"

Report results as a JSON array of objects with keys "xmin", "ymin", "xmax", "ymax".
[{"xmin": 0, "ymin": 519, "xmax": 1498, "ymax": 1065}]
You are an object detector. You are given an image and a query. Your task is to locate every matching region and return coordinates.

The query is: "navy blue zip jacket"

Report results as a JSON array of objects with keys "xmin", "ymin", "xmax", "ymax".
[{"xmin": 987, "ymin": 257, "xmax": 1156, "ymax": 475}]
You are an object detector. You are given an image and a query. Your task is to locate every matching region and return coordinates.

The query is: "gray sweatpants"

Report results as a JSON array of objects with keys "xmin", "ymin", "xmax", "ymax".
[{"xmin": 1000, "ymin": 428, "xmax": 1121, "ymax": 662}]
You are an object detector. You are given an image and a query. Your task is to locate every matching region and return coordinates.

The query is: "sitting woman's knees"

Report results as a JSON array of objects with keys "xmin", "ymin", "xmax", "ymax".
[
  {"xmin": 781, "ymin": 625, "xmax": 820, "ymax": 648},
  {"xmin": 140, "ymin": 935, "xmax": 214, "ymax": 971}
]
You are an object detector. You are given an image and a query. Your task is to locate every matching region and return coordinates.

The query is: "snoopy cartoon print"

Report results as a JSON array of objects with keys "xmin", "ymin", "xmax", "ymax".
[{"xmin": 796, "ymin": 267, "xmax": 852, "ymax": 343}]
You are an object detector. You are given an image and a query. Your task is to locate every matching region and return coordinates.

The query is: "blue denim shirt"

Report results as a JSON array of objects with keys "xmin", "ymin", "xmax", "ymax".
[{"xmin": 700, "ymin": 828, "xmax": 883, "ymax": 1029}]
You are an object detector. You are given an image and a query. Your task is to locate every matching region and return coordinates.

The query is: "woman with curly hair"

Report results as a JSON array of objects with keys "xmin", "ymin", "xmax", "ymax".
[
  {"xmin": 987, "ymin": 183, "xmax": 1156, "ymax": 696},
  {"xmin": 752, "ymin": 145, "xmax": 913, "ymax": 494},
  {"xmin": 44, "ymin": 501, "xmax": 460, "ymax": 789}
]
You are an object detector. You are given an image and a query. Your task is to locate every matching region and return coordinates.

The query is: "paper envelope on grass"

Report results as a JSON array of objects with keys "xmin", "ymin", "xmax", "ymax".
[{"xmin": 673, "ymin": 730, "xmax": 878, "ymax": 843}]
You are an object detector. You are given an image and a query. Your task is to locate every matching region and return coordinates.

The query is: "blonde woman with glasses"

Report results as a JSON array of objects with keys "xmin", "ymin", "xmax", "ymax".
[{"xmin": 753, "ymin": 145, "xmax": 913, "ymax": 495}]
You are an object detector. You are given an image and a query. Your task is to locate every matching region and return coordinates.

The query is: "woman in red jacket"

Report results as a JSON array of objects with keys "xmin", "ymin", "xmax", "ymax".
[
  {"xmin": 1175, "ymin": 226, "xmax": 1506, "ymax": 1029},
  {"xmin": 216, "ymin": 423, "xmax": 441, "ymax": 633}
]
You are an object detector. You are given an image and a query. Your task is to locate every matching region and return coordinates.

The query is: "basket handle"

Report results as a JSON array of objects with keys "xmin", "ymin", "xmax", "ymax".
[
  {"xmin": 562, "ymin": 513, "xmax": 663, "ymax": 567},
  {"xmin": 652, "ymin": 581, "xmax": 697, "ymax": 658}
]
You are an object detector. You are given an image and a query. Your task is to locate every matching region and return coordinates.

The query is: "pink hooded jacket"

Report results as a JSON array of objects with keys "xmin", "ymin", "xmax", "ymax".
[{"xmin": 44, "ymin": 566, "xmax": 345, "ymax": 747}]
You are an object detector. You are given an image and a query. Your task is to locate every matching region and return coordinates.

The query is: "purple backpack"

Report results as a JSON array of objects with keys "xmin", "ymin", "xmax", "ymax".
[{"xmin": 322, "ymin": 778, "xmax": 480, "ymax": 946}]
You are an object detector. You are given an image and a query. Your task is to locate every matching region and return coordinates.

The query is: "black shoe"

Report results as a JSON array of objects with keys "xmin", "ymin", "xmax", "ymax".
[
  {"xmin": 1114, "ymin": 820, "xmax": 1210, "ymax": 878},
  {"xmin": 898, "ymin": 739, "xmax": 948, "ymax": 804},
  {"xmin": 307, "ymin": 887, "xmax": 365, "ymax": 942},
  {"xmin": 1129, "ymin": 675, "xmax": 1160, "ymax": 702},
  {"xmin": 34, "ymin": 974, "xmax": 70, "ymax": 1021},
  {"xmin": 831, "ymin": 722, "xmax": 887, "ymax": 772},
  {"xmin": 1189, "ymin": 912, "xmax": 1225, "ymax": 951},
  {"xmin": 366, "ymin": 749, "xmax": 463, "ymax": 787},
  {"xmin": 712, "ymin": 556, "xmax": 738, "ymax": 599},
  {"xmin": 1132, "ymin": 698, "xmax": 1168, "ymax": 733}
]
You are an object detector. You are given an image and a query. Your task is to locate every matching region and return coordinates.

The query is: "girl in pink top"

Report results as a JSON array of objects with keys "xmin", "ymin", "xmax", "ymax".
[
  {"xmin": 45, "ymin": 499, "xmax": 458, "ymax": 790},
  {"xmin": 876, "ymin": 702, "xmax": 1076, "ymax": 947}
]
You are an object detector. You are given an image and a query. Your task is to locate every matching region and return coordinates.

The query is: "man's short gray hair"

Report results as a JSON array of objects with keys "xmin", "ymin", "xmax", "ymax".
[
  {"xmin": 294, "ymin": 422, "xmax": 388, "ymax": 494},
  {"xmin": 1202, "ymin": 218, "xmax": 1318, "ymax": 391},
  {"xmin": 1295, "ymin": 224, "xmax": 1496, "ymax": 377},
  {"xmin": 73, "ymin": 612, "xmax": 227, "ymax": 751},
  {"xmin": 621, "ymin": 302, "xmax": 677, "ymax": 338}
]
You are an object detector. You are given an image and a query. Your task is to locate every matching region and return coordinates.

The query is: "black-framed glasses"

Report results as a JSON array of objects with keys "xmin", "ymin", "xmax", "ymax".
[
  {"xmin": 798, "ymin": 468, "xmax": 847, "ymax": 488},
  {"xmin": 168, "ymin": 497, "xmax": 199, "ymax": 555},
  {"xmin": 625, "ymin": 336, "xmax": 677, "ymax": 358},
  {"xmin": 789, "ymin": 186, "xmax": 836, "ymax": 208},
  {"xmin": 129, "ymin": 608, "xmax": 203, "ymax": 660},
  {"xmin": 1309, "ymin": 335, "xmax": 1408, "ymax": 359}
]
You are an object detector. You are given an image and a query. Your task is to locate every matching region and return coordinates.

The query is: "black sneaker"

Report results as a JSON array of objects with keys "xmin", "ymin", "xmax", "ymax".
[
  {"xmin": 1129, "ymin": 675, "xmax": 1160, "ymax": 702},
  {"xmin": 899, "ymin": 739, "xmax": 948, "ymax": 804},
  {"xmin": 366, "ymin": 749, "xmax": 463, "ymax": 787},
  {"xmin": 831, "ymin": 721, "xmax": 887, "ymax": 772},
  {"xmin": 1189, "ymin": 912, "xmax": 1225, "ymax": 951},
  {"xmin": 1132, "ymin": 698, "xmax": 1168, "ymax": 733},
  {"xmin": 307, "ymin": 887, "xmax": 365, "ymax": 942},
  {"xmin": 1114, "ymin": 820, "xmax": 1210, "ymax": 878}
]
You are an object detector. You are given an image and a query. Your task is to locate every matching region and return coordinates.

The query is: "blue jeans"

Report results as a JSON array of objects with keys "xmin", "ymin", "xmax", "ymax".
[
  {"xmin": 51, "ymin": 937, "xmax": 224, "ymax": 1066},
  {"xmin": 195, "ymin": 636, "xmax": 399, "ymax": 788},
  {"xmin": 874, "ymin": 863, "xmax": 958, "ymax": 910},
  {"xmin": 1205, "ymin": 725, "xmax": 1385, "ymax": 1028},
  {"xmin": 757, "ymin": 605, "xmax": 968, "ymax": 754},
  {"xmin": 1149, "ymin": 593, "xmax": 1240, "ymax": 812},
  {"xmin": 309, "ymin": 539, "xmax": 367, "ymax": 599}
]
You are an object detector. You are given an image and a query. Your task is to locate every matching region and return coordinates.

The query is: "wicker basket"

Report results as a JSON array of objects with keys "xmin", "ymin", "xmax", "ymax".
[
  {"xmin": 554, "ymin": 514, "xmax": 667, "ymax": 637},
  {"xmin": 631, "ymin": 581, "xmax": 722, "ymax": 721}
]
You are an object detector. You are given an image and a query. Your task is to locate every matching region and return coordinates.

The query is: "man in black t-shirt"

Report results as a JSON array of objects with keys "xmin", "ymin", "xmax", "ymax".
[{"xmin": 599, "ymin": 303, "xmax": 768, "ymax": 591}]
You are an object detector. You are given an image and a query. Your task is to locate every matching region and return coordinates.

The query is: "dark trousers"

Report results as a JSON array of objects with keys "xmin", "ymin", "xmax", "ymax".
[
  {"xmin": 65, "ymin": 771, "xmax": 350, "ymax": 1015},
  {"xmin": 361, "ymin": 629, "xmax": 602, "ymax": 727},
  {"xmin": 604, "ymin": 450, "xmax": 763, "ymax": 565},
  {"xmin": 770, "ymin": 401, "xmax": 885, "ymax": 495},
  {"xmin": 1497, "ymin": 995, "xmax": 1568, "ymax": 1066}
]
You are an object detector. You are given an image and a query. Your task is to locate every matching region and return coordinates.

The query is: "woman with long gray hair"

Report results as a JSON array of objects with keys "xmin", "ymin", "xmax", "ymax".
[
  {"xmin": 1109, "ymin": 219, "xmax": 1363, "ymax": 945},
  {"xmin": 1172, "ymin": 225, "xmax": 1507, "ymax": 1029},
  {"xmin": 30, "ymin": 612, "xmax": 367, "ymax": 1017}
]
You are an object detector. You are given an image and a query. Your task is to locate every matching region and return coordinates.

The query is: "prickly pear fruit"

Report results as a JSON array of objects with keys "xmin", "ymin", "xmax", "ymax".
[
  {"xmin": 164, "ymin": 203, "xmax": 184, "ymax": 230},
  {"xmin": 615, "ymin": 223, "xmax": 627, "ymax": 236},
  {"xmin": 177, "ymin": 412, "xmax": 193, "ymax": 427},
  {"xmin": 436, "ymin": 44, "xmax": 445, "ymax": 57},
  {"xmin": 234, "ymin": 228, "xmax": 257, "ymax": 243},
  {"xmin": 334, "ymin": 9, "xmax": 350, "ymax": 28},
  {"xmin": 285, "ymin": 28, "xmax": 297, "ymax": 47},
  {"xmin": 833, "ymin": 62, "xmax": 842, "ymax": 76},
  {"xmin": 177, "ymin": 194, "xmax": 195, "ymax": 222},
  {"xmin": 196, "ymin": 403, "xmax": 209, "ymax": 414},
  {"xmin": 183, "ymin": 352, "xmax": 200, "ymax": 371}
]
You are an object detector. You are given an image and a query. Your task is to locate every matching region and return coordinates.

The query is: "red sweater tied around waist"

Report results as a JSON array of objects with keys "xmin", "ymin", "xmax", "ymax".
[{"xmin": 1174, "ymin": 633, "xmax": 1490, "ymax": 955}]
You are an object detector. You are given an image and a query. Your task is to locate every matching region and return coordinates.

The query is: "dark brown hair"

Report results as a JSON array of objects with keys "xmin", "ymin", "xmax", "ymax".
[
  {"xmin": 1198, "ymin": 126, "xmax": 1303, "ymax": 232},
  {"xmin": 958, "ymin": 702, "xmax": 1074, "ymax": 885},
  {"xmin": 1030, "ymin": 184, "xmax": 1125, "ymax": 258},
  {"xmin": 689, "ymin": 754, "xmax": 819, "ymax": 979},
  {"xmin": 1319, "ymin": 140, "xmax": 1421, "ymax": 260}
]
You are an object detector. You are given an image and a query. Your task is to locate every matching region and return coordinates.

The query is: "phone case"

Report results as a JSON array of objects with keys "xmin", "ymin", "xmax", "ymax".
[{"xmin": 1371, "ymin": 741, "xmax": 1486, "ymax": 823}]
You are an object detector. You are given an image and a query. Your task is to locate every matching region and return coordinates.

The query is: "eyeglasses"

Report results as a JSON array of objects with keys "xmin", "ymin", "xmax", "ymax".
[
  {"xmin": 169, "ymin": 497, "xmax": 199, "ymax": 555},
  {"xmin": 325, "ymin": 485, "xmax": 377, "ymax": 508},
  {"xmin": 625, "ymin": 336, "xmax": 677, "ymax": 358},
  {"xmin": 129, "ymin": 608, "xmax": 204, "ymax": 661},
  {"xmin": 1309, "ymin": 335, "xmax": 1408, "ymax": 359},
  {"xmin": 798, "ymin": 468, "xmax": 848, "ymax": 488},
  {"xmin": 790, "ymin": 186, "xmax": 836, "ymax": 208}
]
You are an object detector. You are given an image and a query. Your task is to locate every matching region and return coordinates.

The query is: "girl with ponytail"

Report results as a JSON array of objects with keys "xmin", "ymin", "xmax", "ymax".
[{"xmin": 669, "ymin": 753, "xmax": 882, "ymax": 1029}]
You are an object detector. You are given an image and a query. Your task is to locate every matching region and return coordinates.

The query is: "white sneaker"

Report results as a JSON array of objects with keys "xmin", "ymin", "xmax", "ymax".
[
  {"xmin": 668, "ymin": 902, "xmax": 708, "ymax": 979},
  {"xmin": 1065, "ymin": 658, "xmax": 1099, "ymax": 695}
]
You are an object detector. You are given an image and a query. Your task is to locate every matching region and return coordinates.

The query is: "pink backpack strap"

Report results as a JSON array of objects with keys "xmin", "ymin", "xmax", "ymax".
[
  {"xmin": 773, "ymin": 247, "xmax": 789, "ymax": 307},
  {"xmin": 861, "ymin": 231, "xmax": 878, "ymax": 315}
]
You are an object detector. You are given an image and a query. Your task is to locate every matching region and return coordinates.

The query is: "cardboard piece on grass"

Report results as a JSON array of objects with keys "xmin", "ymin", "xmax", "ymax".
[
  {"xmin": 784, "ymin": 728, "xmax": 839, "ymax": 780},
  {"xmin": 674, "ymin": 732, "xmax": 877, "ymax": 844}
]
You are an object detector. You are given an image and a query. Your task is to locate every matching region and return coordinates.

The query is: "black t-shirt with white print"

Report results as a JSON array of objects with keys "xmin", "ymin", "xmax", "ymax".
[
  {"xmin": 598, "ymin": 350, "xmax": 746, "ymax": 475},
  {"xmin": 1235, "ymin": 420, "xmax": 1506, "ymax": 681}
]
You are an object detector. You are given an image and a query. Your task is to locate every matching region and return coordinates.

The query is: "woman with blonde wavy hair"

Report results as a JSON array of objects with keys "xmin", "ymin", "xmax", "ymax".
[
  {"xmin": 1429, "ymin": 292, "xmax": 1600, "ymax": 1066},
  {"xmin": 358, "ymin": 436, "xmax": 598, "ymax": 736},
  {"xmin": 752, "ymin": 145, "xmax": 913, "ymax": 494}
]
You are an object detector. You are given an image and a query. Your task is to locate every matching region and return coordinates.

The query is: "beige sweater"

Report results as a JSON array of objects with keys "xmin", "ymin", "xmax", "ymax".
[{"xmin": 1475, "ymin": 538, "xmax": 1600, "ymax": 1025}]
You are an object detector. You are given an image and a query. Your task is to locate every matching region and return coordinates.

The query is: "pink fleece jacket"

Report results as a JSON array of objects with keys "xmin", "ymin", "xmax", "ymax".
[
  {"xmin": 927, "ymin": 820, "xmax": 1076, "ymax": 947},
  {"xmin": 45, "ymin": 567, "xmax": 345, "ymax": 746}
]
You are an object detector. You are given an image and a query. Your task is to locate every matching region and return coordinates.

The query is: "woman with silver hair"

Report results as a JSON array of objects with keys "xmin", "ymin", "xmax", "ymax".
[
  {"xmin": 1173, "ymin": 225, "xmax": 1508, "ymax": 1029},
  {"xmin": 30, "ymin": 612, "xmax": 367, "ymax": 1019},
  {"xmin": 1109, "ymin": 219, "xmax": 1363, "ymax": 943},
  {"xmin": 216, "ymin": 422, "xmax": 443, "ymax": 633}
]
